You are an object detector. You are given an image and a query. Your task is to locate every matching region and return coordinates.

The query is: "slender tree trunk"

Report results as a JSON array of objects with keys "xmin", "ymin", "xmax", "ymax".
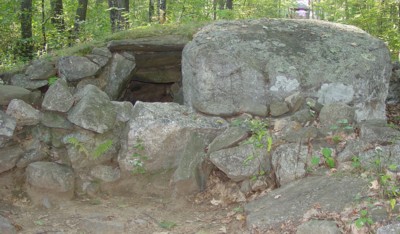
[
  {"xmin": 19, "ymin": 0, "xmax": 34, "ymax": 60},
  {"xmin": 213, "ymin": 0, "xmax": 217, "ymax": 20},
  {"xmin": 149, "ymin": 0, "xmax": 155, "ymax": 22},
  {"xmin": 226, "ymin": 0, "xmax": 233, "ymax": 10},
  {"xmin": 41, "ymin": 0, "xmax": 47, "ymax": 53},
  {"xmin": 119, "ymin": 0, "xmax": 129, "ymax": 29},
  {"xmin": 50, "ymin": 0, "xmax": 65, "ymax": 33},
  {"xmin": 158, "ymin": 0, "xmax": 167, "ymax": 24},
  {"xmin": 108, "ymin": 0, "xmax": 119, "ymax": 32},
  {"xmin": 73, "ymin": 0, "xmax": 88, "ymax": 40}
]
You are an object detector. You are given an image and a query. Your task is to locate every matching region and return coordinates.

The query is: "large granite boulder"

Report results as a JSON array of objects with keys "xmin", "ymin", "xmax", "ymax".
[
  {"xmin": 0, "ymin": 85, "xmax": 35, "ymax": 105},
  {"xmin": 6, "ymin": 99, "xmax": 40, "ymax": 126},
  {"xmin": 118, "ymin": 101, "xmax": 228, "ymax": 174},
  {"xmin": 183, "ymin": 19, "xmax": 391, "ymax": 121},
  {"xmin": 42, "ymin": 79, "xmax": 74, "ymax": 112}
]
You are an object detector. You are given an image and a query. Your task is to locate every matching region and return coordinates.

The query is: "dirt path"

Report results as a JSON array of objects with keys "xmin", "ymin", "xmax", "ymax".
[{"xmin": 0, "ymin": 170, "xmax": 248, "ymax": 234}]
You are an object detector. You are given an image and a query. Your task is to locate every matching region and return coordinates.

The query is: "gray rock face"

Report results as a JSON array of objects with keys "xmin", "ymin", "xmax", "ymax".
[
  {"xmin": 67, "ymin": 85, "xmax": 116, "ymax": 133},
  {"xmin": 0, "ymin": 145, "xmax": 24, "ymax": 173},
  {"xmin": 207, "ymin": 126, "xmax": 249, "ymax": 153},
  {"xmin": 272, "ymin": 143, "xmax": 308, "ymax": 186},
  {"xmin": 26, "ymin": 162, "xmax": 74, "ymax": 193},
  {"xmin": 377, "ymin": 223, "xmax": 400, "ymax": 234},
  {"xmin": 172, "ymin": 131, "xmax": 213, "ymax": 194},
  {"xmin": 0, "ymin": 85, "xmax": 33, "ymax": 105},
  {"xmin": 63, "ymin": 130, "xmax": 119, "ymax": 170},
  {"xmin": 319, "ymin": 103, "xmax": 355, "ymax": 127},
  {"xmin": 25, "ymin": 59, "xmax": 56, "ymax": 80},
  {"xmin": 58, "ymin": 56, "xmax": 100, "ymax": 82},
  {"xmin": 42, "ymin": 79, "xmax": 74, "ymax": 112},
  {"xmin": 6, "ymin": 99, "xmax": 40, "ymax": 126},
  {"xmin": 245, "ymin": 176, "xmax": 368, "ymax": 232},
  {"xmin": 0, "ymin": 111, "xmax": 16, "ymax": 138},
  {"xmin": 270, "ymin": 101, "xmax": 290, "ymax": 117},
  {"xmin": 105, "ymin": 52, "xmax": 136, "ymax": 100},
  {"xmin": 10, "ymin": 74, "xmax": 48, "ymax": 90},
  {"xmin": 296, "ymin": 220, "xmax": 340, "ymax": 234},
  {"xmin": 90, "ymin": 165, "xmax": 120, "ymax": 183},
  {"xmin": 358, "ymin": 120, "xmax": 400, "ymax": 143},
  {"xmin": 40, "ymin": 111, "xmax": 73, "ymax": 129},
  {"xmin": 210, "ymin": 144, "xmax": 265, "ymax": 182},
  {"xmin": 182, "ymin": 19, "xmax": 391, "ymax": 121},
  {"xmin": 118, "ymin": 101, "xmax": 228, "ymax": 174},
  {"xmin": 0, "ymin": 215, "xmax": 16, "ymax": 234},
  {"xmin": 111, "ymin": 101, "xmax": 134, "ymax": 123}
]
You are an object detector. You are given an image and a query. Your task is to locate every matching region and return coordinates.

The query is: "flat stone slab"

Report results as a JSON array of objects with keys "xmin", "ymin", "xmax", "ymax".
[{"xmin": 245, "ymin": 175, "xmax": 368, "ymax": 232}]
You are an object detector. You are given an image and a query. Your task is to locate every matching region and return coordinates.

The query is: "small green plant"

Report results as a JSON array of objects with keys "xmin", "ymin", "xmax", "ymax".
[
  {"xmin": 354, "ymin": 209, "xmax": 373, "ymax": 229},
  {"xmin": 321, "ymin": 147, "xmax": 335, "ymax": 168},
  {"xmin": 159, "ymin": 220, "xmax": 177, "ymax": 230},
  {"xmin": 330, "ymin": 118, "xmax": 353, "ymax": 132},
  {"xmin": 310, "ymin": 155, "xmax": 320, "ymax": 167},
  {"xmin": 242, "ymin": 118, "xmax": 272, "ymax": 179},
  {"xmin": 47, "ymin": 76, "xmax": 58, "ymax": 85},
  {"xmin": 351, "ymin": 156, "xmax": 362, "ymax": 170},
  {"xmin": 131, "ymin": 138, "xmax": 148, "ymax": 175},
  {"xmin": 66, "ymin": 137, "xmax": 113, "ymax": 159}
]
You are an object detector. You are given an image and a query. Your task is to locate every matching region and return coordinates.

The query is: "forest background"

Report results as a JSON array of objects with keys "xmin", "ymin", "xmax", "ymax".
[{"xmin": 1, "ymin": 0, "xmax": 400, "ymax": 72}]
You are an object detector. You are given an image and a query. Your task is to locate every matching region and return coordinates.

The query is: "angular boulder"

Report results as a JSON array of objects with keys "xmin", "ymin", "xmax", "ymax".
[
  {"xmin": 42, "ymin": 79, "xmax": 74, "ymax": 112},
  {"xmin": 245, "ymin": 176, "xmax": 368, "ymax": 232},
  {"xmin": 0, "ymin": 85, "xmax": 33, "ymax": 105},
  {"xmin": 272, "ymin": 143, "xmax": 309, "ymax": 186},
  {"xmin": 10, "ymin": 74, "xmax": 48, "ymax": 90},
  {"xmin": 67, "ymin": 85, "xmax": 116, "ymax": 134},
  {"xmin": 26, "ymin": 162, "xmax": 75, "ymax": 202},
  {"xmin": 0, "ymin": 110, "xmax": 16, "ymax": 139},
  {"xmin": 183, "ymin": 19, "xmax": 391, "ymax": 121},
  {"xmin": 58, "ymin": 56, "xmax": 100, "ymax": 82},
  {"xmin": 6, "ymin": 99, "xmax": 40, "ymax": 126},
  {"xmin": 25, "ymin": 59, "xmax": 56, "ymax": 80},
  {"xmin": 118, "ymin": 101, "xmax": 228, "ymax": 174},
  {"xmin": 105, "ymin": 52, "xmax": 136, "ymax": 100},
  {"xmin": 0, "ymin": 145, "xmax": 24, "ymax": 173}
]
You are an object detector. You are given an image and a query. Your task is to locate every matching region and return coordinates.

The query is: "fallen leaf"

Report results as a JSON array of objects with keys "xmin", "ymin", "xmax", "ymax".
[
  {"xmin": 219, "ymin": 226, "xmax": 227, "ymax": 233},
  {"xmin": 369, "ymin": 180, "xmax": 380, "ymax": 190},
  {"xmin": 274, "ymin": 194, "xmax": 281, "ymax": 199},
  {"xmin": 211, "ymin": 198, "xmax": 222, "ymax": 206},
  {"xmin": 236, "ymin": 213, "xmax": 246, "ymax": 221}
]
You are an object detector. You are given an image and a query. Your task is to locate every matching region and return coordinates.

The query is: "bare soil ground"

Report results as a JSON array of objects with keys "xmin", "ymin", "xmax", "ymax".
[{"xmin": 0, "ymin": 169, "xmax": 248, "ymax": 234}]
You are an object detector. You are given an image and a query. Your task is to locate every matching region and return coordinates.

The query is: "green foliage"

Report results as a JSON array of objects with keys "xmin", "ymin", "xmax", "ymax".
[
  {"xmin": 131, "ymin": 138, "xmax": 148, "ymax": 175},
  {"xmin": 351, "ymin": 156, "xmax": 361, "ymax": 169},
  {"xmin": 330, "ymin": 119, "xmax": 353, "ymax": 132},
  {"xmin": 355, "ymin": 209, "xmax": 373, "ymax": 229},
  {"xmin": 66, "ymin": 137, "xmax": 113, "ymax": 159},
  {"xmin": 159, "ymin": 220, "xmax": 177, "ymax": 230},
  {"xmin": 47, "ymin": 76, "xmax": 58, "ymax": 85},
  {"xmin": 321, "ymin": 147, "xmax": 336, "ymax": 168},
  {"xmin": 311, "ymin": 156, "xmax": 320, "ymax": 167}
]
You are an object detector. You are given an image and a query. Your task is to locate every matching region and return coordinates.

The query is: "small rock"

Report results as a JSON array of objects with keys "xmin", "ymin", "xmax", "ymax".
[
  {"xmin": 285, "ymin": 92, "xmax": 304, "ymax": 113},
  {"xmin": 272, "ymin": 143, "xmax": 308, "ymax": 186},
  {"xmin": 0, "ymin": 145, "xmax": 24, "ymax": 173},
  {"xmin": 111, "ymin": 101, "xmax": 134, "ymax": 123},
  {"xmin": 209, "ymin": 144, "xmax": 264, "ymax": 182},
  {"xmin": 207, "ymin": 126, "xmax": 248, "ymax": 153},
  {"xmin": 319, "ymin": 102, "xmax": 354, "ymax": 128},
  {"xmin": 6, "ymin": 99, "xmax": 40, "ymax": 126},
  {"xmin": 270, "ymin": 101, "xmax": 290, "ymax": 117},
  {"xmin": 90, "ymin": 165, "xmax": 121, "ymax": 183}
]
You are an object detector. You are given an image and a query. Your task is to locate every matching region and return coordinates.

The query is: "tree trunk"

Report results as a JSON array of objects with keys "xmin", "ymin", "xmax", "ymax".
[
  {"xmin": 149, "ymin": 0, "xmax": 155, "ymax": 22},
  {"xmin": 226, "ymin": 0, "xmax": 233, "ymax": 10},
  {"xmin": 73, "ymin": 0, "xmax": 88, "ymax": 40},
  {"xmin": 19, "ymin": 0, "xmax": 34, "ymax": 60},
  {"xmin": 108, "ymin": 0, "xmax": 119, "ymax": 32},
  {"xmin": 213, "ymin": 0, "xmax": 217, "ymax": 20},
  {"xmin": 41, "ymin": 0, "xmax": 47, "ymax": 52},
  {"xmin": 50, "ymin": 0, "xmax": 65, "ymax": 33},
  {"xmin": 158, "ymin": 0, "xmax": 167, "ymax": 24}
]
